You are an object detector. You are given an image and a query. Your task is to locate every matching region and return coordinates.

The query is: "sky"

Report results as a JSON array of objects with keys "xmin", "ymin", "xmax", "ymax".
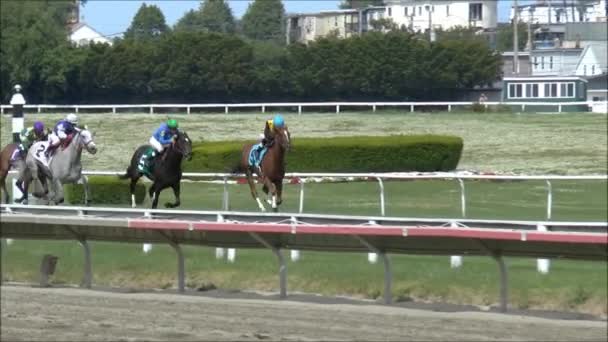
[{"xmin": 82, "ymin": 0, "xmax": 519, "ymax": 38}]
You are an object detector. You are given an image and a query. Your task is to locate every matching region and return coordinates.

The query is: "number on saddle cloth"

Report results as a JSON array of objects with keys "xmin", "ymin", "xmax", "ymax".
[{"xmin": 248, "ymin": 143, "xmax": 267, "ymax": 168}]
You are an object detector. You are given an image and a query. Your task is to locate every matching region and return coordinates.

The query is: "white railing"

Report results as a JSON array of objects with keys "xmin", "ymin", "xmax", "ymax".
[
  {"xmin": 1, "ymin": 101, "xmax": 606, "ymax": 115},
  {"xmin": 8, "ymin": 170, "xmax": 606, "ymax": 220}
]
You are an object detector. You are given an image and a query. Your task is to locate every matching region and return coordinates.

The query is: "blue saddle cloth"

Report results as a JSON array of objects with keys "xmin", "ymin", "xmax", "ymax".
[{"xmin": 248, "ymin": 143, "xmax": 268, "ymax": 168}]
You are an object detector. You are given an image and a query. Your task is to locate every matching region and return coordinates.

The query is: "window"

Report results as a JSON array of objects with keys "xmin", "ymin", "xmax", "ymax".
[
  {"xmin": 543, "ymin": 83, "xmax": 559, "ymax": 97},
  {"xmin": 566, "ymin": 83, "xmax": 574, "ymax": 97},
  {"xmin": 419, "ymin": 6, "xmax": 422, "ymax": 15},
  {"xmin": 509, "ymin": 83, "xmax": 523, "ymax": 99},
  {"xmin": 534, "ymin": 56, "xmax": 538, "ymax": 69},
  {"xmin": 525, "ymin": 84, "xmax": 539, "ymax": 98},
  {"xmin": 560, "ymin": 83, "xmax": 567, "ymax": 97},
  {"xmin": 469, "ymin": 3, "xmax": 483, "ymax": 21},
  {"xmin": 446, "ymin": 5, "xmax": 450, "ymax": 16},
  {"xmin": 432, "ymin": 5, "xmax": 434, "ymax": 12},
  {"xmin": 388, "ymin": 7, "xmax": 392, "ymax": 16},
  {"xmin": 549, "ymin": 56, "xmax": 553, "ymax": 69},
  {"xmin": 584, "ymin": 65, "xmax": 587, "ymax": 75},
  {"xmin": 592, "ymin": 65, "xmax": 596, "ymax": 74},
  {"xmin": 405, "ymin": 7, "xmax": 408, "ymax": 16},
  {"xmin": 541, "ymin": 56, "xmax": 545, "ymax": 70}
]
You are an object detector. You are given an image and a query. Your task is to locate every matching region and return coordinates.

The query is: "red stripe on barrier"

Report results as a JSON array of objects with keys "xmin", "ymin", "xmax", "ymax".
[
  {"xmin": 405, "ymin": 228, "xmax": 521, "ymax": 241},
  {"xmin": 128, "ymin": 219, "xmax": 191, "ymax": 230},
  {"xmin": 526, "ymin": 232, "xmax": 608, "ymax": 244},
  {"xmin": 191, "ymin": 222, "xmax": 291, "ymax": 233},
  {"xmin": 296, "ymin": 225, "xmax": 404, "ymax": 236}
]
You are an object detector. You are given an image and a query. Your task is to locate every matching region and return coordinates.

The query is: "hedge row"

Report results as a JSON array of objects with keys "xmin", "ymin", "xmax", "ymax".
[
  {"xmin": 186, "ymin": 135, "xmax": 463, "ymax": 173},
  {"xmin": 65, "ymin": 176, "xmax": 146, "ymax": 205}
]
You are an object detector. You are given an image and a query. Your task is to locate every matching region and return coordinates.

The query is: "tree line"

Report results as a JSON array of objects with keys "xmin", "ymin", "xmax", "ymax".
[{"xmin": 0, "ymin": 0, "xmax": 502, "ymax": 104}]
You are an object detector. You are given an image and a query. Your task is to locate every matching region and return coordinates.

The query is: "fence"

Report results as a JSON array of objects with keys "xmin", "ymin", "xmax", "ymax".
[{"xmin": 1, "ymin": 100, "xmax": 606, "ymax": 115}]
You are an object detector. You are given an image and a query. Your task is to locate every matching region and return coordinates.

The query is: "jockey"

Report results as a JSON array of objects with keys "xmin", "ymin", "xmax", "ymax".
[
  {"xmin": 18, "ymin": 121, "xmax": 47, "ymax": 156},
  {"xmin": 46, "ymin": 113, "xmax": 81, "ymax": 157},
  {"xmin": 261, "ymin": 114, "xmax": 285, "ymax": 148},
  {"xmin": 253, "ymin": 114, "xmax": 285, "ymax": 173},
  {"xmin": 138, "ymin": 119, "xmax": 179, "ymax": 174}
]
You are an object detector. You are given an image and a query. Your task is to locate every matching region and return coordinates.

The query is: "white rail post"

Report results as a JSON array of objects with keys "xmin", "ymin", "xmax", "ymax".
[
  {"xmin": 225, "ymin": 106, "xmax": 229, "ymax": 114},
  {"xmin": 372, "ymin": 104, "xmax": 376, "ymax": 112},
  {"xmin": 537, "ymin": 179, "xmax": 553, "ymax": 274},
  {"xmin": 558, "ymin": 104, "xmax": 562, "ymax": 113},
  {"xmin": 187, "ymin": 106, "xmax": 190, "ymax": 115},
  {"xmin": 376, "ymin": 177, "xmax": 385, "ymax": 217},
  {"xmin": 410, "ymin": 104, "xmax": 414, "ymax": 112},
  {"xmin": 290, "ymin": 216, "xmax": 300, "ymax": 262},
  {"xmin": 448, "ymin": 104, "xmax": 452, "ymax": 112},
  {"xmin": 222, "ymin": 176, "xmax": 229, "ymax": 211},
  {"xmin": 336, "ymin": 105, "xmax": 340, "ymax": 114},
  {"xmin": 450, "ymin": 178, "xmax": 466, "ymax": 269},
  {"xmin": 368, "ymin": 220, "xmax": 378, "ymax": 264},
  {"xmin": 75, "ymin": 106, "xmax": 79, "ymax": 113},
  {"xmin": 261, "ymin": 105, "xmax": 265, "ymax": 113},
  {"xmin": 112, "ymin": 107, "xmax": 116, "ymax": 114},
  {"xmin": 37, "ymin": 106, "xmax": 41, "ymax": 113},
  {"xmin": 215, "ymin": 214, "xmax": 225, "ymax": 260},
  {"xmin": 227, "ymin": 248, "xmax": 236, "ymax": 263},
  {"xmin": 149, "ymin": 106, "xmax": 153, "ymax": 115},
  {"xmin": 298, "ymin": 179, "xmax": 305, "ymax": 213}
]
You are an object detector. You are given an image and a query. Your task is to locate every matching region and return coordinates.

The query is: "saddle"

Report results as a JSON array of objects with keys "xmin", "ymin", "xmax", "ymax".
[{"xmin": 248, "ymin": 143, "xmax": 269, "ymax": 169}]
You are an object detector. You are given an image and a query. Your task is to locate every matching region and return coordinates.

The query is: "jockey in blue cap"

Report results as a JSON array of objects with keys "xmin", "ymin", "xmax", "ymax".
[
  {"xmin": 46, "ymin": 113, "xmax": 81, "ymax": 157},
  {"xmin": 261, "ymin": 114, "xmax": 285, "ymax": 147}
]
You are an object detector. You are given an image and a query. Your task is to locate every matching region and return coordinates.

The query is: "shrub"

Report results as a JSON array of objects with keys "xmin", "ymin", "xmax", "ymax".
[
  {"xmin": 65, "ymin": 175, "xmax": 146, "ymax": 205},
  {"xmin": 185, "ymin": 135, "xmax": 463, "ymax": 173}
]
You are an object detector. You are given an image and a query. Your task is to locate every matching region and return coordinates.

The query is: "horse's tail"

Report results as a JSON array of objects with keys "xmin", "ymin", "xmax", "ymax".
[{"xmin": 118, "ymin": 166, "xmax": 133, "ymax": 180}]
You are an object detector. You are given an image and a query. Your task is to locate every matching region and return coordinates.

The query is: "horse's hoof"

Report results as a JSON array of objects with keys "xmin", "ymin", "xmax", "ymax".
[
  {"xmin": 85, "ymin": 200, "xmax": 92, "ymax": 207},
  {"xmin": 22, "ymin": 199, "xmax": 28, "ymax": 205},
  {"xmin": 164, "ymin": 202, "xmax": 174, "ymax": 208},
  {"xmin": 15, "ymin": 197, "xmax": 24, "ymax": 204},
  {"xmin": 272, "ymin": 207, "xmax": 279, "ymax": 213}
]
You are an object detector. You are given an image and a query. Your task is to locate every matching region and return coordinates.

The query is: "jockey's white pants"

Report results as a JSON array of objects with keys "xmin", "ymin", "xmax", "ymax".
[
  {"xmin": 258, "ymin": 133, "xmax": 264, "ymax": 142},
  {"xmin": 48, "ymin": 133, "xmax": 60, "ymax": 146},
  {"xmin": 149, "ymin": 137, "xmax": 164, "ymax": 154}
]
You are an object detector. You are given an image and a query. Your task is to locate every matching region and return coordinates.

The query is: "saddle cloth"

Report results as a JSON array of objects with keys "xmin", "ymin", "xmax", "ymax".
[
  {"xmin": 31, "ymin": 141, "xmax": 52, "ymax": 167},
  {"xmin": 248, "ymin": 143, "xmax": 268, "ymax": 168}
]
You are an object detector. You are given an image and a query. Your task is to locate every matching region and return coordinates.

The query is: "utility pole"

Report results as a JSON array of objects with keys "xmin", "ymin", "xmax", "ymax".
[
  {"xmin": 513, "ymin": 0, "xmax": 520, "ymax": 74},
  {"xmin": 548, "ymin": 0, "xmax": 552, "ymax": 24},
  {"xmin": 427, "ymin": 4, "xmax": 435, "ymax": 42}
]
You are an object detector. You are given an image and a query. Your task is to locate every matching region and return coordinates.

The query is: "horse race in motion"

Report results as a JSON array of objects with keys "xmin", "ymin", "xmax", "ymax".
[
  {"xmin": 120, "ymin": 129, "xmax": 192, "ymax": 209},
  {"xmin": 26, "ymin": 128, "xmax": 97, "ymax": 205},
  {"xmin": 234, "ymin": 116, "xmax": 291, "ymax": 212}
]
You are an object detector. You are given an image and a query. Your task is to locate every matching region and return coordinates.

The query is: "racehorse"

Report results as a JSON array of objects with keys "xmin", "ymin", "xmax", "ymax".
[
  {"xmin": 119, "ymin": 130, "xmax": 192, "ymax": 209},
  {"xmin": 234, "ymin": 126, "xmax": 290, "ymax": 212},
  {"xmin": 0, "ymin": 143, "xmax": 35, "ymax": 204},
  {"xmin": 27, "ymin": 129, "xmax": 97, "ymax": 205}
]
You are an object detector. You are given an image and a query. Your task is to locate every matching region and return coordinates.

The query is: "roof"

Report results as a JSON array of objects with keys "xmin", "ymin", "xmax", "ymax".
[
  {"xmin": 574, "ymin": 43, "xmax": 608, "ymax": 73},
  {"xmin": 565, "ymin": 22, "xmax": 608, "ymax": 41},
  {"xmin": 68, "ymin": 22, "xmax": 107, "ymax": 40},
  {"xmin": 503, "ymin": 76, "xmax": 589, "ymax": 83}
]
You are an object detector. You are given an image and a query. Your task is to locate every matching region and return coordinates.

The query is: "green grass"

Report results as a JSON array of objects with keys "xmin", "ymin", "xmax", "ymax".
[
  {"xmin": 2, "ymin": 111, "xmax": 607, "ymax": 174},
  {"xmin": 1, "ymin": 110, "xmax": 606, "ymax": 316},
  {"xmin": 2, "ymin": 240, "xmax": 606, "ymax": 316}
]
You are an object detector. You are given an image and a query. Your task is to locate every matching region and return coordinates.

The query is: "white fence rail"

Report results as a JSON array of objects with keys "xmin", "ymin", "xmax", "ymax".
[{"xmin": 1, "ymin": 101, "xmax": 606, "ymax": 115}]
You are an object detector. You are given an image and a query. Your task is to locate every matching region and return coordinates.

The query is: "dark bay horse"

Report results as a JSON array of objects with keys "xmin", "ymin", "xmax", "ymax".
[
  {"xmin": 120, "ymin": 131, "xmax": 192, "ymax": 209},
  {"xmin": 0, "ymin": 144, "xmax": 26, "ymax": 203},
  {"xmin": 234, "ymin": 126, "xmax": 291, "ymax": 212}
]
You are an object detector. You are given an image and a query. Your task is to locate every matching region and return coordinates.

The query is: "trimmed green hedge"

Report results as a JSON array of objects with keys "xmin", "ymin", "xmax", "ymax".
[
  {"xmin": 186, "ymin": 135, "xmax": 463, "ymax": 172},
  {"xmin": 65, "ymin": 176, "xmax": 146, "ymax": 205}
]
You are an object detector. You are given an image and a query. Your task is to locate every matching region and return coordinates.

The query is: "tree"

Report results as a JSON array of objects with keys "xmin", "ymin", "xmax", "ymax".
[
  {"xmin": 124, "ymin": 3, "xmax": 169, "ymax": 40},
  {"xmin": 339, "ymin": 0, "xmax": 384, "ymax": 9},
  {"xmin": 174, "ymin": 9, "xmax": 204, "ymax": 32},
  {"xmin": 240, "ymin": 0, "xmax": 285, "ymax": 42},
  {"xmin": 199, "ymin": 0, "xmax": 236, "ymax": 34},
  {"xmin": 496, "ymin": 22, "xmax": 528, "ymax": 52}
]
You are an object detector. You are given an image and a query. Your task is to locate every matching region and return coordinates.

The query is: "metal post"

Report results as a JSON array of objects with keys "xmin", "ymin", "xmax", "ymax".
[
  {"xmin": 112, "ymin": 107, "xmax": 116, "ymax": 114},
  {"xmin": 410, "ymin": 104, "xmax": 414, "ymax": 112},
  {"xmin": 495, "ymin": 252, "xmax": 508, "ymax": 312},
  {"xmin": 249, "ymin": 232, "xmax": 286, "ymax": 298},
  {"xmin": 536, "ymin": 224, "xmax": 550, "ymax": 274},
  {"xmin": 376, "ymin": 177, "xmax": 385, "ymax": 216},
  {"xmin": 225, "ymin": 106, "xmax": 229, "ymax": 114},
  {"xmin": 372, "ymin": 104, "xmax": 376, "ymax": 112},
  {"xmin": 298, "ymin": 105, "xmax": 302, "ymax": 115},
  {"xmin": 159, "ymin": 231, "xmax": 185, "ymax": 293},
  {"xmin": 187, "ymin": 107, "xmax": 191, "ymax": 115},
  {"xmin": 545, "ymin": 180, "xmax": 552, "ymax": 220},
  {"xmin": 354, "ymin": 235, "xmax": 392, "ymax": 304},
  {"xmin": 513, "ymin": 0, "xmax": 519, "ymax": 75},
  {"xmin": 149, "ymin": 106, "xmax": 153, "ymax": 115},
  {"xmin": 222, "ymin": 176, "xmax": 229, "ymax": 211},
  {"xmin": 558, "ymin": 104, "xmax": 562, "ymax": 113},
  {"xmin": 457, "ymin": 178, "xmax": 466, "ymax": 218},
  {"xmin": 298, "ymin": 180, "xmax": 305, "ymax": 213},
  {"xmin": 336, "ymin": 105, "xmax": 340, "ymax": 114},
  {"xmin": 448, "ymin": 104, "xmax": 452, "ymax": 112},
  {"xmin": 262, "ymin": 105, "xmax": 265, "ymax": 113},
  {"xmin": 79, "ymin": 239, "xmax": 92, "ymax": 289}
]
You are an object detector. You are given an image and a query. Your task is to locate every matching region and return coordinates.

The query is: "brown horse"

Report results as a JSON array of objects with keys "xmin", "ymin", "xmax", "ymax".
[
  {"xmin": 0, "ymin": 143, "xmax": 43, "ymax": 204},
  {"xmin": 234, "ymin": 126, "xmax": 291, "ymax": 212}
]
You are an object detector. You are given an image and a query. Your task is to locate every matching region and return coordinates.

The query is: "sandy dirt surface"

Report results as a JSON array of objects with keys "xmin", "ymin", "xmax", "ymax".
[{"xmin": 1, "ymin": 285, "xmax": 607, "ymax": 342}]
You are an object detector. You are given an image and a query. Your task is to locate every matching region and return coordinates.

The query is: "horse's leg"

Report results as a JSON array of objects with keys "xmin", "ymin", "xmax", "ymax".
[
  {"xmin": 276, "ymin": 180, "xmax": 283, "ymax": 206},
  {"xmin": 0, "ymin": 175, "xmax": 7, "ymax": 204},
  {"xmin": 262, "ymin": 178, "xmax": 278, "ymax": 211},
  {"xmin": 130, "ymin": 177, "xmax": 140, "ymax": 208},
  {"xmin": 246, "ymin": 169, "xmax": 266, "ymax": 212},
  {"xmin": 51, "ymin": 177, "xmax": 64, "ymax": 205},
  {"xmin": 81, "ymin": 175, "xmax": 91, "ymax": 206},
  {"xmin": 149, "ymin": 183, "xmax": 161, "ymax": 209},
  {"xmin": 165, "ymin": 182, "xmax": 181, "ymax": 208}
]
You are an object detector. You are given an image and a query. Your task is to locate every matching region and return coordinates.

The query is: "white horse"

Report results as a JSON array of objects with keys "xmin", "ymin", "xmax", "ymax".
[{"xmin": 27, "ymin": 129, "xmax": 97, "ymax": 205}]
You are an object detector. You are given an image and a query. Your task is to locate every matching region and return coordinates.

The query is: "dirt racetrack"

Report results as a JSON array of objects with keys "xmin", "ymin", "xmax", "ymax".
[{"xmin": 1, "ymin": 284, "xmax": 607, "ymax": 341}]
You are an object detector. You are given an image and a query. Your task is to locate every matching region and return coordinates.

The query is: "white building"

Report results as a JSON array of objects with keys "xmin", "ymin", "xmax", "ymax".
[
  {"xmin": 383, "ymin": 0, "xmax": 498, "ymax": 32},
  {"xmin": 69, "ymin": 22, "xmax": 112, "ymax": 46},
  {"xmin": 512, "ymin": 0, "xmax": 607, "ymax": 25}
]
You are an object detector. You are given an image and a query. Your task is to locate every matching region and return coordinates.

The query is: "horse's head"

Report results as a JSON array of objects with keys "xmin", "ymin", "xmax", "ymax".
[
  {"xmin": 78, "ymin": 129, "xmax": 97, "ymax": 155},
  {"xmin": 174, "ymin": 131, "xmax": 193, "ymax": 161},
  {"xmin": 275, "ymin": 126, "xmax": 291, "ymax": 152}
]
